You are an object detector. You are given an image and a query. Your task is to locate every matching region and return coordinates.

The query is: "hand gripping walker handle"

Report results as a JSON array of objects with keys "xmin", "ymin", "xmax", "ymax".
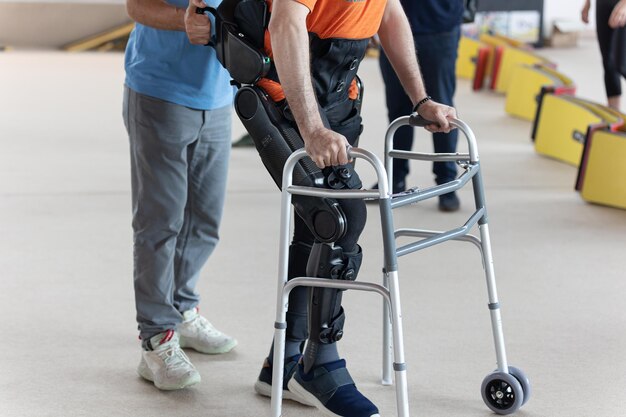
[
  {"xmin": 402, "ymin": 115, "xmax": 479, "ymax": 163},
  {"xmin": 344, "ymin": 146, "xmax": 390, "ymax": 198},
  {"xmin": 408, "ymin": 114, "xmax": 438, "ymax": 128}
]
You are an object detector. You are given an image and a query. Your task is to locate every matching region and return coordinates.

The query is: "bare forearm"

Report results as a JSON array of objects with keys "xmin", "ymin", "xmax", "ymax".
[
  {"xmin": 126, "ymin": 0, "xmax": 186, "ymax": 31},
  {"xmin": 378, "ymin": 0, "xmax": 427, "ymax": 106},
  {"xmin": 268, "ymin": 0, "xmax": 352, "ymax": 167},
  {"xmin": 269, "ymin": 6, "xmax": 324, "ymax": 137}
]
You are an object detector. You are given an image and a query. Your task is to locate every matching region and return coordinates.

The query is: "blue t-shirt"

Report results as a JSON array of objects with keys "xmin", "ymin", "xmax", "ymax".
[
  {"xmin": 124, "ymin": 0, "xmax": 233, "ymax": 110},
  {"xmin": 401, "ymin": 0, "xmax": 464, "ymax": 35}
]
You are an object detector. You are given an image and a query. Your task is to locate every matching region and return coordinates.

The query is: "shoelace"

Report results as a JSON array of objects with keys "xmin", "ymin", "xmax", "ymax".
[
  {"xmin": 159, "ymin": 345, "xmax": 194, "ymax": 370},
  {"xmin": 190, "ymin": 315, "xmax": 221, "ymax": 336}
]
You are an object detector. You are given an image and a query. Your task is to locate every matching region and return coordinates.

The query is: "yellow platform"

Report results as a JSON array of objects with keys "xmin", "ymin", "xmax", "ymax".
[
  {"xmin": 63, "ymin": 22, "xmax": 134, "ymax": 52},
  {"xmin": 457, "ymin": 36, "xmax": 482, "ymax": 80},
  {"xmin": 477, "ymin": 33, "xmax": 508, "ymax": 85},
  {"xmin": 576, "ymin": 130, "xmax": 626, "ymax": 209},
  {"xmin": 479, "ymin": 33, "xmax": 552, "ymax": 94},
  {"xmin": 533, "ymin": 94, "xmax": 604, "ymax": 166},
  {"xmin": 456, "ymin": 36, "xmax": 491, "ymax": 90},
  {"xmin": 490, "ymin": 33, "xmax": 528, "ymax": 49},
  {"xmin": 505, "ymin": 64, "xmax": 575, "ymax": 121},
  {"xmin": 565, "ymin": 96, "xmax": 624, "ymax": 128},
  {"xmin": 494, "ymin": 47, "xmax": 551, "ymax": 94}
]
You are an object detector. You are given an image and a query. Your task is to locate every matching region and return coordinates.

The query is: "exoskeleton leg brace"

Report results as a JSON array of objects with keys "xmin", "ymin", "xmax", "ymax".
[
  {"xmin": 235, "ymin": 86, "xmax": 349, "ymax": 242},
  {"xmin": 303, "ymin": 242, "xmax": 363, "ymax": 372},
  {"xmin": 235, "ymin": 86, "xmax": 366, "ymax": 370}
]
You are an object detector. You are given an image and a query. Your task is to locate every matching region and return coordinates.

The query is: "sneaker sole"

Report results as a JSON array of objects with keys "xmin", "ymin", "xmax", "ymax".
[
  {"xmin": 254, "ymin": 379, "xmax": 313, "ymax": 406},
  {"xmin": 179, "ymin": 338, "xmax": 238, "ymax": 355},
  {"xmin": 137, "ymin": 365, "xmax": 201, "ymax": 391},
  {"xmin": 287, "ymin": 378, "xmax": 380, "ymax": 417}
]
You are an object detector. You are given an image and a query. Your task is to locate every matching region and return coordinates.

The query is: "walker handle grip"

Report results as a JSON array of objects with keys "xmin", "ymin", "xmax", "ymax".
[{"xmin": 408, "ymin": 114, "xmax": 438, "ymax": 128}]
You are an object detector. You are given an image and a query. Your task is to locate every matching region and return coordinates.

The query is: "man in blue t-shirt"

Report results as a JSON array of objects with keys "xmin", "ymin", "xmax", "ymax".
[
  {"xmin": 379, "ymin": 0, "xmax": 464, "ymax": 211},
  {"xmin": 123, "ymin": 0, "xmax": 237, "ymax": 390}
]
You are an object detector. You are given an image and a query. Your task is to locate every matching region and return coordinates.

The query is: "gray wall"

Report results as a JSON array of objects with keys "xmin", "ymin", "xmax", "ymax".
[
  {"xmin": 0, "ymin": 0, "xmax": 594, "ymax": 49},
  {"xmin": 0, "ymin": 2, "xmax": 130, "ymax": 49},
  {"xmin": 545, "ymin": 0, "xmax": 594, "ymax": 34}
]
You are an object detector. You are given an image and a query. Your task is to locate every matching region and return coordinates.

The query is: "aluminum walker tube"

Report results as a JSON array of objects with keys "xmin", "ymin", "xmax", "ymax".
[
  {"xmin": 384, "ymin": 116, "xmax": 479, "ymax": 195},
  {"xmin": 380, "ymin": 116, "xmax": 511, "ymax": 383},
  {"xmin": 382, "ymin": 116, "xmax": 480, "ymax": 384},
  {"xmin": 479, "ymin": 223, "xmax": 508, "ymax": 373},
  {"xmin": 271, "ymin": 147, "xmax": 410, "ymax": 417}
]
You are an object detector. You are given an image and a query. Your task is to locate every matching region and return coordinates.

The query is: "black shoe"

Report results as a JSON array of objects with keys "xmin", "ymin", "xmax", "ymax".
[
  {"xmin": 438, "ymin": 191, "xmax": 460, "ymax": 212},
  {"xmin": 254, "ymin": 354, "xmax": 311, "ymax": 405},
  {"xmin": 288, "ymin": 359, "xmax": 380, "ymax": 417}
]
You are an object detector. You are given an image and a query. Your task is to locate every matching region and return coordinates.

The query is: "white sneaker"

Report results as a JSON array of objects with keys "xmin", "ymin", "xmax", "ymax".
[
  {"xmin": 137, "ymin": 330, "xmax": 201, "ymax": 390},
  {"xmin": 178, "ymin": 307, "xmax": 238, "ymax": 354}
]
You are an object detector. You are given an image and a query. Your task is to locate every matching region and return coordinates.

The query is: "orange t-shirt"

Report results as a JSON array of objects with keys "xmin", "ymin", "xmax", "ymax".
[
  {"xmin": 294, "ymin": 0, "xmax": 387, "ymax": 40},
  {"xmin": 260, "ymin": 0, "xmax": 387, "ymax": 101},
  {"xmin": 258, "ymin": 0, "xmax": 387, "ymax": 101}
]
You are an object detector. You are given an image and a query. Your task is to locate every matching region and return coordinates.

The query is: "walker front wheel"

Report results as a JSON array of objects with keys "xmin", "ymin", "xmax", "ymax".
[
  {"xmin": 508, "ymin": 366, "xmax": 531, "ymax": 406},
  {"xmin": 481, "ymin": 372, "xmax": 524, "ymax": 415}
]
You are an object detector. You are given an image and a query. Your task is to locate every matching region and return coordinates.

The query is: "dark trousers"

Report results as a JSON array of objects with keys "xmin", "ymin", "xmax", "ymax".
[
  {"xmin": 287, "ymin": 98, "xmax": 367, "ymax": 349},
  {"xmin": 596, "ymin": 0, "xmax": 626, "ymax": 97},
  {"xmin": 379, "ymin": 26, "xmax": 460, "ymax": 189}
]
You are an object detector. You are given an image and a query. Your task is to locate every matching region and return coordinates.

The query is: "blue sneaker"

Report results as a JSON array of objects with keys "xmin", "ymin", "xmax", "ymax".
[
  {"xmin": 254, "ymin": 354, "xmax": 312, "ymax": 405},
  {"xmin": 288, "ymin": 359, "xmax": 380, "ymax": 417}
]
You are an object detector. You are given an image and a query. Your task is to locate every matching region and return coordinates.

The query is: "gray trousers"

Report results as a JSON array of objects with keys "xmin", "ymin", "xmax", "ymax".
[{"xmin": 123, "ymin": 86, "xmax": 231, "ymax": 340}]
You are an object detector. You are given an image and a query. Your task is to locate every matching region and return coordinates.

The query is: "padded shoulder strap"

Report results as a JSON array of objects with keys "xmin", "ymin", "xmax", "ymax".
[
  {"xmin": 232, "ymin": 0, "xmax": 268, "ymax": 49},
  {"xmin": 211, "ymin": 0, "xmax": 271, "ymax": 84}
]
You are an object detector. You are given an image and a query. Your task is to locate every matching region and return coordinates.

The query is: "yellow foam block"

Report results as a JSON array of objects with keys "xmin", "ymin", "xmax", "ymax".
[
  {"xmin": 539, "ymin": 64, "xmax": 574, "ymax": 86},
  {"xmin": 63, "ymin": 22, "xmax": 135, "ymax": 52},
  {"xmin": 534, "ymin": 94, "xmax": 603, "ymax": 166},
  {"xmin": 494, "ymin": 47, "xmax": 550, "ymax": 93},
  {"xmin": 505, "ymin": 64, "xmax": 569, "ymax": 121},
  {"xmin": 457, "ymin": 36, "xmax": 483, "ymax": 80},
  {"xmin": 578, "ymin": 130, "xmax": 626, "ymax": 209},
  {"xmin": 478, "ymin": 33, "xmax": 508, "ymax": 79},
  {"xmin": 479, "ymin": 33, "xmax": 511, "ymax": 47},
  {"xmin": 564, "ymin": 96, "xmax": 624, "ymax": 126},
  {"xmin": 490, "ymin": 33, "xmax": 528, "ymax": 49}
]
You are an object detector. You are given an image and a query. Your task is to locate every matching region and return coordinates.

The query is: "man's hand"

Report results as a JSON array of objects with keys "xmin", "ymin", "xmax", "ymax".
[
  {"xmin": 303, "ymin": 127, "xmax": 351, "ymax": 169},
  {"xmin": 416, "ymin": 100, "xmax": 457, "ymax": 133},
  {"xmin": 609, "ymin": 0, "xmax": 626, "ymax": 28},
  {"xmin": 185, "ymin": 0, "xmax": 212, "ymax": 45}
]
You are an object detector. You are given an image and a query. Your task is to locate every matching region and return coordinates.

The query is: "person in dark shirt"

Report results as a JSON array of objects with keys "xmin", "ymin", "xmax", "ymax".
[
  {"xmin": 582, "ymin": 0, "xmax": 626, "ymax": 110},
  {"xmin": 379, "ymin": 0, "xmax": 464, "ymax": 211}
]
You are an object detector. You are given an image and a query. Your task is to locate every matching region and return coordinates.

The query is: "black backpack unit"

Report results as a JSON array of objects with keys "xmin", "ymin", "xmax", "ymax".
[
  {"xmin": 200, "ymin": 0, "xmax": 358, "ymax": 243},
  {"xmin": 197, "ymin": 0, "xmax": 271, "ymax": 84}
]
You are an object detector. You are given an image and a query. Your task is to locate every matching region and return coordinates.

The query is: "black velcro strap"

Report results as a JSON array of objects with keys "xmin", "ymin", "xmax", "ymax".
[
  {"xmin": 324, "ymin": 164, "xmax": 362, "ymax": 190},
  {"xmin": 319, "ymin": 308, "xmax": 345, "ymax": 343},
  {"xmin": 307, "ymin": 366, "xmax": 354, "ymax": 398}
]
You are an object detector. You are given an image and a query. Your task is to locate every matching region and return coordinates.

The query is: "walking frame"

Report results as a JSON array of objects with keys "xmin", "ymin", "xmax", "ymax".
[{"xmin": 269, "ymin": 115, "xmax": 531, "ymax": 416}]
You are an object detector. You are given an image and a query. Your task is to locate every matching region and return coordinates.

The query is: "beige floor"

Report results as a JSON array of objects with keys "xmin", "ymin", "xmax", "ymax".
[{"xmin": 1, "ymin": 37, "xmax": 625, "ymax": 417}]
